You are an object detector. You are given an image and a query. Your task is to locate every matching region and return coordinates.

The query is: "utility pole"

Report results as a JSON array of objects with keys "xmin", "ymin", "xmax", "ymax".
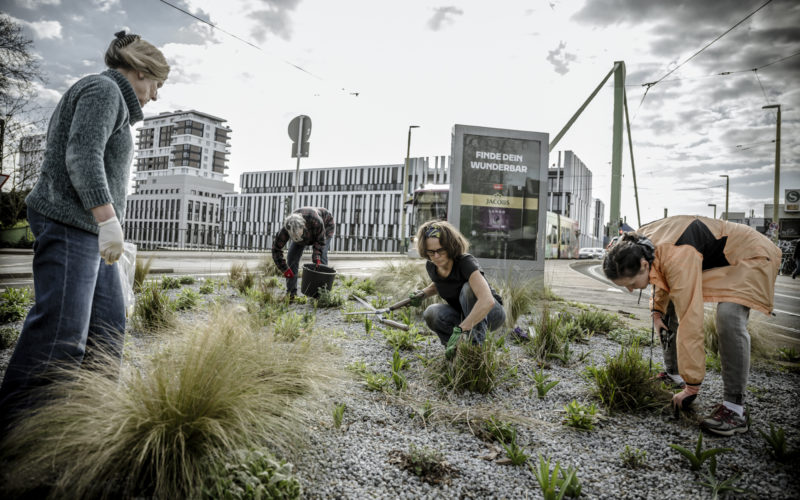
[
  {"xmin": 719, "ymin": 175, "xmax": 729, "ymax": 221},
  {"xmin": 763, "ymin": 104, "xmax": 781, "ymax": 235},
  {"xmin": 609, "ymin": 61, "xmax": 626, "ymax": 238},
  {"xmin": 708, "ymin": 203, "xmax": 716, "ymax": 219},
  {"xmin": 400, "ymin": 125, "xmax": 419, "ymax": 253}
]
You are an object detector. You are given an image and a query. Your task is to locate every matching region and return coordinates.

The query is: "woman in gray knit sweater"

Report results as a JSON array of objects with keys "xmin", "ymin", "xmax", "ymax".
[{"xmin": 0, "ymin": 32, "xmax": 170, "ymax": 437}]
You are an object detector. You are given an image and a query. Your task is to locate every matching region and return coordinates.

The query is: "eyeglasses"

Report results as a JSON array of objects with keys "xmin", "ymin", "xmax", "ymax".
[{"xmin": 425, "ymin": 247, "xmax": 447, "ymax": 257}]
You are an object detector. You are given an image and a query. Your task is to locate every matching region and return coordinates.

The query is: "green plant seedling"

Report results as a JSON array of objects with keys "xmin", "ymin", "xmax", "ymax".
[
  {"xmin": 382, "ymin": 327, "xmax": 424, "ymax": 351},
  {"xmin": 398, "ymin": 308, "xmax": 414, "ymax": 327},
  {"xmin": 695, "ymin": 456, "xmax": 748, "ymax": 500},
  {"xmin": 620, "ymin": 445, "xmax": 647, "ymax": 468},
  {"xmin": 178, "ymin": 275, "xmax": 195, "ymax": 285},
  {"xmin": 346, "ymin": 361, "xmax": 370, "ymax": 376},
  {"xmin": 576, "ymin": 309, "xmax": 620, "ymax": 335},
  {"xmin": 548, "ymin": 341, "xmax": 574, "ymax": 365},
  {"xmin": 364, "ymin": 372, "xmax": 389, "ymax": 392},
  {"xmin": 669, "ymin": 432, "xmax": 733, "ymax": 471},
  {"xmin": 390, "ymin": 348, "xmax": 408, "ymax": 391},
  {"xmin": 530, "ymin": 367, "xmax": 559, "ymax": 399},
  {"xmin": 777, "ymin": 346, "xmax": 799, "ymax": 362},
  {"xmin": 364, "ymin": 316, "xmax": 373, "ymax": 336},
  {"xmin": 199, "ymin": 281, "xmax": 214, "ymax": 294},
  {"xmin": 389, "ymin": 444, "xmax": 456, "ymax": 485},
  {"xmin": 558, "ymin": 464, "xmax": 582, "ymax": 498},
  {"xmin": 498, "ymin": 428, "xmax": 528, "ymax": 465},
  {"xmin": 758, "ymin": 423, "xmax": 792, "ymax": 462},
  {"xmin": 484, "ymin": 416, "xmax": 516, "ymax": 444},
  {"xmin": 563, "ymin": 400, "xmax": 598, "ymax": 431},
  {"xmin": 332, "ymin": 403, "xmax": 346, "ymax": 429},
  {"xmin": 422, "ymin": 400, "xmax": 433, "ymax": 421},
  {"xmin": 530, "ymin": 455, "xmax": 578, "ymax": 500},
  {"xmin": 316, "ymin": 286, "xmax": 346, "ymax": 308}
]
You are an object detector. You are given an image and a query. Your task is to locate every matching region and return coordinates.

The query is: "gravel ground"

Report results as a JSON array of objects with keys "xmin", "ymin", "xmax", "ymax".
[{"xmin": 1, "ymin": 278, "xmax": 799, "ymax": 499}]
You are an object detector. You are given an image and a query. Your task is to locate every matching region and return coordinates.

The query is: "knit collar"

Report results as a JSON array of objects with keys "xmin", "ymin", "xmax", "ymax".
[{"xmin": 102, "ymin": 69, "xmax": 144, "ymax": 124}]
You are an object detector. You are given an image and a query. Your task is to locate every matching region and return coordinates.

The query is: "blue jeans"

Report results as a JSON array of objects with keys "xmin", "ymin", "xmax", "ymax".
[
  {"xmin": 286, "ymin": 238, "xmax": 330, "ymax": 294},
  {"xmin": 422, "ymin": 282, "xmax": 506, "ymax": 345},
  {"xmin": 0, "ymin": 208, "xmax": 126, "ymax": 432}
]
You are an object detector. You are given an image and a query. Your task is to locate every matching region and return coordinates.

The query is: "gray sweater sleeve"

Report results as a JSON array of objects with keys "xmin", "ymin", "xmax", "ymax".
[{"xmin": 64, "ymin": 77, "xmax": 126, "ymax": 209}]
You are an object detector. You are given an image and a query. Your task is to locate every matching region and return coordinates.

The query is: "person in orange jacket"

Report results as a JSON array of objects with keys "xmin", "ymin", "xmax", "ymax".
[{"xmin": 603, "ymin": 215, "xmax": 781, "ymax": 436}]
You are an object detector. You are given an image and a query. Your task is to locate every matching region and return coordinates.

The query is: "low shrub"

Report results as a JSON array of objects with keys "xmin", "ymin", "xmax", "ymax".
[
  {"xmin": 199, "ymin": 281, "xmax": 215, "ymax": 295},
  {"xmin": 160, "ymin": 275, "xmax": 181, "ymax": 290},
  {"xmin": 178, "ymin": 275, "xmax": 195, "ymax": 285},
  {"xmin": 174, "ymin": 288, "xmax": 200, "ymax": 311},
  {"xmin": 0, "ymin": 286, "xmax": 33, "ymax": 324},
  {"xmin": 525, "ymin": 306, "xmax": 565, "ymax": 361},
  {"xmin": 576, "ymin": 308, "xmax": 620, "ymax": 335},
  {"xmin": 229, "ymin": 263, "xmax": 256, "ymax": 293},
  {"xmin": 0, "ymin": 326, "xmax": 20, "ymax": 350},
  {"xmin": 134, "ymin": 257, "xmax": 153, "ymax": 292},
  {"xmin": 0, "ymin": 309, "xmax": 337, "ymax": 499},
  {"xmin": 315, "ymin": 286, "xmax": 347, "ymax": 308},
  {"xmin": 389, "ymin": 444, "xmax": 457, "ymax": 485},
  {"xmin": 584, "ymin": 341, "xmax": 672, "ymax": 414},
  {"xmin": 382, "ymin": 326, "xmax": 425, "ymax": 351},
  {"xmin": 432, "ymin": 331, "xmax": 511, "ymax": 394},
  {"xmin": 202, "ymin": 449, "xmax": 301, "ymax": 500},
  {"xmin": 274, "ymin": 312, "xmax": 306, "ymax": 342},
  {"xmin": 133, "ymin": 281, "xmax": 175, "ymax": 332}
]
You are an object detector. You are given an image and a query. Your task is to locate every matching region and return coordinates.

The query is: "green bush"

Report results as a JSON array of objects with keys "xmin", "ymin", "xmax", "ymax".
[
  {"xmin": 382, "ymin": 326, "xmax": 425, "ymax": 351},
  {"xmin": 315, "ymin": 286, "xmax": 347, "ymax": 308},
  {"xmin": 160, "ymin": 275, "xmax": 181, "ymax": 290},
  {"xmin": 202, "ymin": 449, "xmax": 301, "ymax": 500},
  {"xmin": 274, "ymin": 312, "xmax": 305, "ymax": 341},
  {"xmin": 562, "ymin": 400, "xmax": 598, "ymax": 430},
  {"xmin": 0, "ymin": 287, "xmax": 33, "ymax": 324},
  {"xmin": 199, "ymin": 281, "xmax": 215, "ymax": 294},
  {"xmin": 178, "ymin": 275, "xmax": 195, "ymax": 285},
  {"xmin": 576, "ymin": 308, "xmax": 620, "ymax": 335},
  {"xmin": 584, "ymin": 342, "xmax": 672, "ymax": 414},
  {"xmin": 525, "ymin": 306, "xmax": 565, "ymax": 361},
  {"xmin": 133, "ymin": 281, "xmax": 175, "ymax": 332},
  {"xmin": 0, "ymin": 327, "xmax": 20, "ymax": 350},
  {"xmin": 174, "ymin": 288, "xmax": 200, "ymax": 311},
  {"xmin": 433, "ymin": 331, "xmax": 511, "ymax": 394}
]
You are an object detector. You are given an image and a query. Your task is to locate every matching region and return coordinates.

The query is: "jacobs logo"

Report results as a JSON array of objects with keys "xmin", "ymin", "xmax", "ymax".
[{"xmin": 487, "ymin": 193, "xmax": 511, "ymax": 206}]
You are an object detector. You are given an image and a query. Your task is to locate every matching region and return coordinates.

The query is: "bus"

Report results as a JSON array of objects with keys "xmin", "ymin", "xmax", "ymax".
[{"xmin": 408, "ymin": 184, "xmax": 580, "ymax": 259}]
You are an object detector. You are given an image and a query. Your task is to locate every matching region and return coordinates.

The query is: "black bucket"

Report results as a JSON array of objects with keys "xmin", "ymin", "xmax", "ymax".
[{"xmin": 301, "ymin": 263, "xmax": 337, "ymax": 298}]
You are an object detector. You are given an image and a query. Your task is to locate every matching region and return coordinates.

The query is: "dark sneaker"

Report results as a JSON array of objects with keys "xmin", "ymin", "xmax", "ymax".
[
  {"xmin": 656, "ymin": 371, "xmax": 686, "ymax": 389},
  {"xmin": 701, "ymin": 404, "xmax": 749, "ymax": 436}
]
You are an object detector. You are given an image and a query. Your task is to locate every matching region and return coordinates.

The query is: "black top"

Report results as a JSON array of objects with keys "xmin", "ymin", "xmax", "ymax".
[{"xmin": 426, "ymin": 253, "xmax": 502, "ymax": 316}]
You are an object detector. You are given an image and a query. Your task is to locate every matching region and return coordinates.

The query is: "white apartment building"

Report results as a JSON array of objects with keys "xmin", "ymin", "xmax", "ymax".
[
  {"xmin": 547, "ymin": 150, "xmax": 602, "ymax": 248},
  {"xmin": 221, "ymin": 156, "xmax": 450, "ymax": 252},
  {"xmin": 124, "ymin": 110, "xmax": 234, "ymax": 249}
]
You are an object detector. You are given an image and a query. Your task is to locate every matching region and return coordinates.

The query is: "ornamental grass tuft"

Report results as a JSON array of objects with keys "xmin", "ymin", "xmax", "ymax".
[{"xmin": 0, "ymin": 308, "xmax": 339, "ymax": 499}]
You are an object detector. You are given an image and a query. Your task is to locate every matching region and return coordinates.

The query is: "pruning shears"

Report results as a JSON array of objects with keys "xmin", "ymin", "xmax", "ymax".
[{"xmin": 345, "ymin": 293, "xmax": 423, "ymax": 331}]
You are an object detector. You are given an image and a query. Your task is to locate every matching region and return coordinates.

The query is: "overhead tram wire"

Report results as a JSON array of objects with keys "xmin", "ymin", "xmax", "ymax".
[
  {"xmin": 158, "ymin": 0, "xmax": 359, "ymax": 96},
  {"xmin": 631, "ymin": 0, "xmax": 774, "ymax": 120},
  {"xmin": 623, "ymin": 49, "xmax": 800, "ymax": 87}
]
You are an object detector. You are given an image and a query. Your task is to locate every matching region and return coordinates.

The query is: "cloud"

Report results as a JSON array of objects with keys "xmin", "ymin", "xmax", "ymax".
[
  {"xmin": 427, "ymin": 6, "xmax": 464, "ymax": 31},
  {"xmin": 93, "ymin": 0, "xmax": 120, "ymax": 13},
  {"xmin": 15, "ymin": 0, "xmax": 60, "ymax": 8},
  {"xmin": 546, "ymin": 41, "xmax": 577, "ymax": 75},
  {"xmin": 7, "ymin": 15, "xmax": 63, "ymax": 39},
  {"xmin": 248, "ymin": 0, "xmax": 302, "ymax": 43}
]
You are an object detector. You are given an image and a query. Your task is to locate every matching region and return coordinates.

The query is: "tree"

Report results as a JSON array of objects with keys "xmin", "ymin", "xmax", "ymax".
[{"xmin": 0, "ymin": 14, "xmax": 46, "ymax": 227}]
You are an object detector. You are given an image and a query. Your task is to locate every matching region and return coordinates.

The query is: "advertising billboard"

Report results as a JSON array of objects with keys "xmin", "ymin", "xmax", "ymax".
[{"xmin": 450, "ymin": 125, "xmax": 549, "ymax": 275}]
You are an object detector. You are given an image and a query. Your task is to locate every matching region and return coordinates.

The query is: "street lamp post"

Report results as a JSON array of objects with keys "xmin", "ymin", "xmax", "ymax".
[
  {"xmin": 762, "ymin": 104, "xmax": 781, "ymax": 235},
  {"xmin": 400, "ymin": 125, "xmax": 420, "ymax": 253},
  {"xmin": 708, "ymin": 203, "xmax": 717, "ymax": 219},
  {"xmin": 719, "ymin": 175, "xmax": 729, "ymax": 221}
]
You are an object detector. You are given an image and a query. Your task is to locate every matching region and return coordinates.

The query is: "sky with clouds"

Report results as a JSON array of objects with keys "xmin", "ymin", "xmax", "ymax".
[{"xmin": 4, "ymin": 0, "xmax": 799, "ymax": 227}]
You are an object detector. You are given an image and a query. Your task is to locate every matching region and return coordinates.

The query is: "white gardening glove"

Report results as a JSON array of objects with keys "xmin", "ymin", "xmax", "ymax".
[{"xmin": 98, "ymin": 216, "xmax": 124, "ymax": 264}]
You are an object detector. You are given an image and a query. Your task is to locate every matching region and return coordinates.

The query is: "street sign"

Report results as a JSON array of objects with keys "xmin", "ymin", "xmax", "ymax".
[
  {"xmin": 786, "ymin": 189, "xmax": 799, "ymax": 212},
  {"xmin": 288, "ymin": 115, "xmax": 311, "ymax": 158}
]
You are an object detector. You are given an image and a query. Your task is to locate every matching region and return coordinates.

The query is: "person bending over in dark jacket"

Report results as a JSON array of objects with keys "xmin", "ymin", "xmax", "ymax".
[{"xmin": 272, "ymin": 207, "xmax": 335, "ymax": 298}]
